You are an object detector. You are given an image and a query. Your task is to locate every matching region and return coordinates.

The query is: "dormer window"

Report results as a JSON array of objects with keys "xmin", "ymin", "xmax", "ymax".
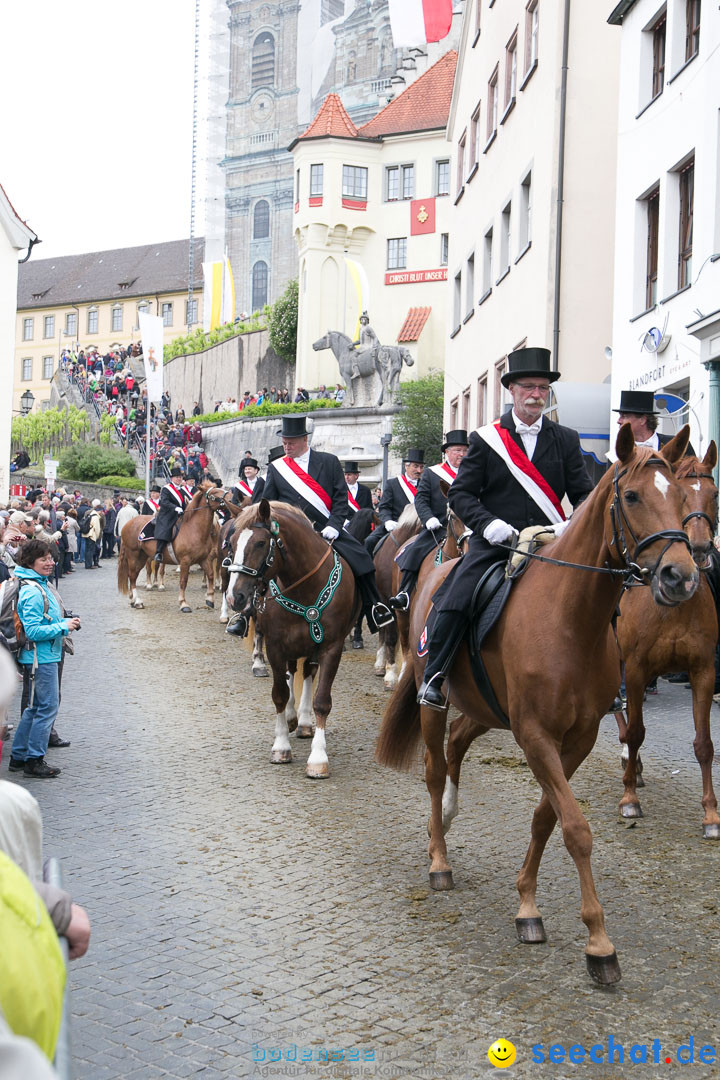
[{"xmin": 118, "ymin": 278, "xmax": 137, "ymax": 290}]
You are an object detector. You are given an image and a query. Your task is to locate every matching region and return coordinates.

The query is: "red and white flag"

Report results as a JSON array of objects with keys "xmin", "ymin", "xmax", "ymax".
[{"xmin": 389, "ymin": 0, "xmax": 453, "ymax": 47}]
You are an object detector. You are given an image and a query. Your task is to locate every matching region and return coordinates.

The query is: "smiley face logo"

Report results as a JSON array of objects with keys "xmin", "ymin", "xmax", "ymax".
[{"xmin": 488, "ymin": 1039, "xmax": 517, "ymax": 1068}]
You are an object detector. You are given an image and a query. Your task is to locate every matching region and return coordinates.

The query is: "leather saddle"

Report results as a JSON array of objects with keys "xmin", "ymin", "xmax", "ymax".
[{"xmin": 138, "ymin": 517, "xmax": 181, "ymax": 545}]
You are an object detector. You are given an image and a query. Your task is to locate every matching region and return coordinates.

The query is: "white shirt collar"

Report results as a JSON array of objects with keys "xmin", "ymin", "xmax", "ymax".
[
  {"xmin": 347, "ymin": 481, "xmax": 358, "ymax": 496},
  {"xmin": 293, "ymin": 449, "xmax": 311, "ymax": 471}
]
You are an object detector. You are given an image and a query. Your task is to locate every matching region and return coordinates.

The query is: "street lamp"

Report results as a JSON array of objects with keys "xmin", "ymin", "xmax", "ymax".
[
  {"xmin": 20, "ymin": 390, "xmax": 35, "ymax": 415},
  {"xmin": 380, "ymin": 415, "xmax": 393, "ymax": 488}
]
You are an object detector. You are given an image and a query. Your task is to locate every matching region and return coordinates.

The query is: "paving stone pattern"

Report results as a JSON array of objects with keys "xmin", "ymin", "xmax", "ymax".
[{"xmin": 9, "ymin": 564, "xmax": 720, "ymax": 1078}]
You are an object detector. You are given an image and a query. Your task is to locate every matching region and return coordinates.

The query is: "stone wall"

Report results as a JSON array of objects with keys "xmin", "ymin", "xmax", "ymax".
[
  {"xmin": 201, "ymin": 405, "xmax": 402, "ymax": 486},
  {"xmin": 163, "ymin": 331, "xmax": 293, "ymax": 416},
  {"xmin": 11, "ymin": 472, "xmax": 143, "ymax": 502}
]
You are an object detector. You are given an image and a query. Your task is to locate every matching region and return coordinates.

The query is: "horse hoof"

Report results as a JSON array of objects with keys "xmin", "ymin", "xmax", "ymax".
[
  {"xmin": 133, "ymin": 602, "xmax": 144, "ymax": 610},
  {"xmin": 296, "ymin": 725, "xmax": 314, "ymax": 739},
  {"xmin": 515, "ymin": 917, "xmax": 547, "ymax": 944},
  {"xmin": 180, "ymin": 605, "xmax": 192, "ymax": 614},
  {"xmin": 620, "ymin": 803, "xmax": 643, "ymax": 819},
  {"xmin": 702, "ymin": 823, "xmax": 720, "ymax": 840},
  {"xmin": 374, "ymin": 669, "xmax": 385, "ymax": 678},
  {"xmin": 158, "ymin": 585, "xmax": 166, "ymax": 591},
  {"xmin": 586, "ymin": 950, "xmax": 622, "ymax": 985},
  {"xmin": 252, "ymin": 666, "xmax": 269, "ymax": 678},
  {"xmin": 220, "ymin": 615, "xmax": 229, "ymax": 624},
  {"xmin": 429, "ymin": 870, "xmax": 454, "ymax": 891},
  {"xmin": 306, "ymin": 761, "xmax": 329, "ymax": 779},
  {"xmin": 270, "ymin": 749, "xmax": 292, "ymax": 764},
  {"xmin": 205, "ymin": 600, "xmax": 215, "ymax": 609},
  {"xmin": 145, "ymin": 584, "xmax": 152, "ymax": 591},
  {"xmin": 287, "ymin": 716, "xmax": 298, "ymax": 734}
]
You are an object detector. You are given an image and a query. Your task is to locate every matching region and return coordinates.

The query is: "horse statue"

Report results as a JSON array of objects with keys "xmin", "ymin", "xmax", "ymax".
[
  {"xmin": 224, "ymin": 500, "xmax": 360, "ymax": 777},
  {"xmin": 312, "ymin": 331, "xmax": 414, "ymax": 407},
  {"xmin": 117, "ymin": 482, "xmax": 226, "ymax": 613},
  {"xmin": 375, "ymin": 426, "xmax": 699, "ymax": 985},
  {"xmin": 375, "ymin": 345, "xmax": 414, "ymax": 405},
  {"xmin": 613, "ymin": 443, "xmax": 720, "ymax": 837}
]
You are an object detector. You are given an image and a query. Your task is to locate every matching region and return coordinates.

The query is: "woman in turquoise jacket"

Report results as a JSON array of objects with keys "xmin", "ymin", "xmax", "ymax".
[{"xmin": 9, "ymin": 540, "xmax": 81, "ymax": 778}]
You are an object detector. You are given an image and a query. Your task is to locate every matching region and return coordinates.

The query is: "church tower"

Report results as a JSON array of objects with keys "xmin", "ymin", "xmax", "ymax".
[{"xmin": 225, "ymin": 0, "xmax": 301, "ymax": 316}]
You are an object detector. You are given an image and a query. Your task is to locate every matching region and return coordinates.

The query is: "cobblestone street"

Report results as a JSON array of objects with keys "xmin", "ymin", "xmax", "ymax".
[{"xmin": 10, "ymin": 563, "xmax": 720, "ymax": 1079}]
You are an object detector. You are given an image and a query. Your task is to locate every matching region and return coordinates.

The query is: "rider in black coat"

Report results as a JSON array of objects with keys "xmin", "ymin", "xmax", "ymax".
[{"xmin": 153, "ymin": 467, "xmax": 191, "ymax": 562}]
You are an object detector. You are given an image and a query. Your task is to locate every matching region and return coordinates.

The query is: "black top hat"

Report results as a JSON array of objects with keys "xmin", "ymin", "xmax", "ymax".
[
  {"xmin": 268, "ymin": 445, "xmax": 285, "ymax": 463},
  {"xmin": 612, "ymin": 390, "xmax": 658, "ymax": 415},
  {"xmin": 150, "ymin": 486, "xmax": 161, "ymax": 494},
  {"xmin": 344, "ymin": 461, "xmax": 361, "ymax": 473},
  {"xmin": 241, "ymin": 458, "xmax": 259, "ymax": 472},
  {"xmin": 170, "ymin": 466, "xmax": 183, "ymax": 477},
  {"xmin": 442, "ymin": 429, "xmax": 469, "ymax": 452},
  {"xmin": 501, "ymin": 347, "xmax": 560, "ymax": 389},
  {"xmin": 276, "ymin": 414, "xmax": 309, "ymax": 438},
  {"xmin": 403, "ymin": 448, "xmax": 424, "ymax": 464}
]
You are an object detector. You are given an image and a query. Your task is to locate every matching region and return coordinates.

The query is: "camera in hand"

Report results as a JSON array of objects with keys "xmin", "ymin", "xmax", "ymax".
[{"xmin": 65, "ymin": 611, "xmax": 81, "ymax": 629}]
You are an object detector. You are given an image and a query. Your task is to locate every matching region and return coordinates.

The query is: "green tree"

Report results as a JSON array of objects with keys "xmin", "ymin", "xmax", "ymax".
[
  {"xmin": 267, "ymin": 278, "xmax": 298, "ymax": 365},
  {"xmin": 58, "ymin": 444, "xmax": 136, "ymax": 481},
  {"xmin": 392, "ymin": 373, "xmax": 445, "ymax": 465}
]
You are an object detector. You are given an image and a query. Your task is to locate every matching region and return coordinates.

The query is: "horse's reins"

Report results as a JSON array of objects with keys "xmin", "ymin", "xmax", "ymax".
[
  {"xmin": 224, "ymin": 519, "xmax": 332, "ymax": 596},
  {"xmin": 498, "ymin": 459, "xmax": 693, "ymax": 584}
]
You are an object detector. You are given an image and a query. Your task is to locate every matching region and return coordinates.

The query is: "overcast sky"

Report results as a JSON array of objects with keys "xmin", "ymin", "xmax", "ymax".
[{"xmin": 2, "ymin": 0, "xmax": 197, "ymax": 260}]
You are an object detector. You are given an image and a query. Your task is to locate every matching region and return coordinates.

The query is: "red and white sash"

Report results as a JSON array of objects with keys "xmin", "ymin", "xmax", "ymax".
[
  {"xmin": 398, "ymin": 475, "xmax": 418, "ymax": 503},
  {"xmin": 166, "ymin": 483, "xmax": 184, "ymax": 507},
  {"xmin": 235, "ymin": 478, "xmax": 253, "ymax": 498},
  {"xmin": 430, "ymin": 462, "xmax": 457, "ymax": 485},
  {"xmin": 274, "ymin": 456, "xmax": 332, "ymax": 518},
  {"xmin": 149, "ymin": 499, "xmax": 160, "ymax": 514},
  {"xmin": 347, "ymin": 487, "xmax": 361, "ymax": 513},
  {"xmin": 181, "ymin": 484, "xmax": 194, "ymax": 500},
  {"xmin": 476, "ymin": 421, "xmax": 565, "ymax": 523}
]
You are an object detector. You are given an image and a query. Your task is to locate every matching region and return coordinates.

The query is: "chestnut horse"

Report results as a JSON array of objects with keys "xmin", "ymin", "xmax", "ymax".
[
  {"xmin": 224, "ymin": 499, "xmax": 361, "ymax": 777},
  {"xmin": 373, "ymin": 505, "xmax": 421, "ymax": 688},
  {"xmin": 614, "ymin": 443, "xmax": 719, "ymax": 836},
  {"xmin": 216, "ymin": 496, "xmax": 270, "ymax": 678},
  {"xmin": 375, "ymin": 427, "xmax": 699, "ymax": 984},
  {"xmin": 117, "ymin": 482, "xmax": 226, "ymax": 612},
  {"xmin": 392, "ymin": 504, "xmax": 472, "ymax": 666}
]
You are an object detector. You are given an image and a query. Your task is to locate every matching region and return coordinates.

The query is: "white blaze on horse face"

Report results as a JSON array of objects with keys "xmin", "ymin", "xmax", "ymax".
[
  {"xmin": 226, "ymin": 528, "xmax": 253, "ymax": 604},
  {"xmin": 654, "ymin": 471, "xmax": 670, "ymax": 499},
  {"xmin": 691, "ymin": 481, "xmax": 701, "ymax": 492}
]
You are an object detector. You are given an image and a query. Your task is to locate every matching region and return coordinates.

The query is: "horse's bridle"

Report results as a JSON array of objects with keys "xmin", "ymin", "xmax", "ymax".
[
  {"xmin": 679, "ymin": 472, "xmax": 718, "ymax": 536},
  {"xmin": 223, "ymin": 520, "xmax": 284, "ymax": 589},
  {"xmin": 607, "ymin": 459, "xmax": 693, "ymax": 582}
]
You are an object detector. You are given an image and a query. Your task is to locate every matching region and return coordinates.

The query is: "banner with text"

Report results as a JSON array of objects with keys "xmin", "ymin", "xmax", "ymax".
[{"xmin": 139, "ymin": 312, "xmax": 165, "ymax": 404}]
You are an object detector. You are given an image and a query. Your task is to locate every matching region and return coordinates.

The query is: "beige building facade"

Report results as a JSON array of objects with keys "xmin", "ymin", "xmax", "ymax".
[
  {"xmin": 445, "ymin": 0, "xmax": 619, "ymax": 462},
  {"xmin": 14, "ymin": 239, "xmax": 204, "ymax": 414},
  {"xmin": 292, "ymin": 52, "xmax": 457, "ymax": 391}
]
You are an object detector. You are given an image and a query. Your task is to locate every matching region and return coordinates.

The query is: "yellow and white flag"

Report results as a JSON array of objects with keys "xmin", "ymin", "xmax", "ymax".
[
  {"xmin": 343, "ymin": 257, "xmax": 370, "ymax": 342},
  {"xmin": 139, "ymin": 312, "xmax": 165, "ymax": 403},
  {"xmin": 202, "ymin": 257, "xmax": 235, "ymax": 331}
]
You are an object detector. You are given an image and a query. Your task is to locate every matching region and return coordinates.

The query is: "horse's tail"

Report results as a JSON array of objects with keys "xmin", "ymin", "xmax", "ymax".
[
  {"xmin": 375, "ymin": 663, "xmax": 422, "ymax": 772},
  {"xmin": 117, "ymin": 543, "xmax": 129, "ymax": 594}
]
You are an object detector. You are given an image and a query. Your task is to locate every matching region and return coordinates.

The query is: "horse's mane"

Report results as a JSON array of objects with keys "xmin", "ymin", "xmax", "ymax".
[
  {"xmin": 232, "ymin": 500, "xmax": 311, "ymax": 531},
  {"xmin": 182, "ymin": 481, "xmax": 216, "ymax": 519},
  {"xmin": 395, "ymin": 502, "xmax": 420, "ymax": 543},
  {"xmin": 675, "ymin": 454, "xmax": 702, "ymax": 479}
]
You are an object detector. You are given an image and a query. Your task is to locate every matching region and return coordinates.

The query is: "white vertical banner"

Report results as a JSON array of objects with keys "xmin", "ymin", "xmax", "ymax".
[{"xmin": 139, "ymin": 312, "xmax": 165, "ymax": 403}]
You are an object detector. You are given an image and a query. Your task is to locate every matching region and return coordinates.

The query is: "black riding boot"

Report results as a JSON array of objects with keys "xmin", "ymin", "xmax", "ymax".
[
  {"xmin": 358, "ymin": 573, "xmax": 394, "ymax": 633},
  {"xmin": 154, "ymin": 540, "xmax": 166, "ymax": 564},
  {"xmin": 417, "ymin": 610, "xmax": 469, "ymax": 710},
  {"xmin": 389, "ymin": 569, "xmax": 417, "ymax": 612}
]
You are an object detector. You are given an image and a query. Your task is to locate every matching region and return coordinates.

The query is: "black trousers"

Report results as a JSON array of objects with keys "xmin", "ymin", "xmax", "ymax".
[
  {"xmin": 432, "ymin": 536, "xmax": 505, "ymax": 614},
  {"xmin": 102, "ymin": 532, "xmax": 115, "ymax": 557}
]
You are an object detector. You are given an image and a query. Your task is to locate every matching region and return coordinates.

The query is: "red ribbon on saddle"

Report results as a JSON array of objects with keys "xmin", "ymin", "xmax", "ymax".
[{"xmin": 495, "ymin": 423, "xmax": 566, "ymax": 521}]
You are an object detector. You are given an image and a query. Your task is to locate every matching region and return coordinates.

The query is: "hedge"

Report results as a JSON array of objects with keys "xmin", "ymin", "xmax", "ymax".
[
  {"xmin": 95, "ymin": 475, "xmax": 147, "ymax": 490},
  {"xmin": 194, "ymin": 399, "xmax": 341, "ymax": 426}
]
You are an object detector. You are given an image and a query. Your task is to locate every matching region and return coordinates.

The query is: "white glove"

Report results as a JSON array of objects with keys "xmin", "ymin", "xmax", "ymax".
[
  {"xmin": 321, "ymin": 525, "xmax": 339, "ymax": 541},
  {"xmin": 385, "ymin": 520, "xmax": 398, "ymax": 532},
  {"xmin": 550, "ymin": 519, "xmax": 571, "ymax": 537},
  {"xmin": 425, "ymin": 517, "xmax": 442, "ymax": 531},
  {"xmin": 483, "ymin": 519, "xmax": 514, "ymax": 545}
]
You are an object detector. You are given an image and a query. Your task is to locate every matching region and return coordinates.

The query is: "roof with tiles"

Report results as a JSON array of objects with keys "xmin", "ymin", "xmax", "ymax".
[
  {"xmin": 358, "ymin": 50, "xmax": 457, "ymax": 138},
  {"xmin": 17, "ymin": 238, "xmax": 204, "ymax": 309},
  {"xmin": 398, "ymin": 306, "xmax": 432, "ymax": 343},
  {"xmin": 298, "ymin": 93, "xmax": 359, "ymax": 141}
]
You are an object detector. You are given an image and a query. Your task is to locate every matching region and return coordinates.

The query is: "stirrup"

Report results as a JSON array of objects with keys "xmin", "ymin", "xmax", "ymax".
[
  {"xmin": 417, "ymin": 673, "xmax": 449, "ymax": 711},
  {"xmin": 388, "ymin": 591, "xmax": 410, "ymax": 612},
  {"xmin": 226, "ymin": 613, "xmax": 249, "ymax": 638},
  {"xmin": 371, "ymin": 602, "xmax": 394, "ymax": 629}
]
